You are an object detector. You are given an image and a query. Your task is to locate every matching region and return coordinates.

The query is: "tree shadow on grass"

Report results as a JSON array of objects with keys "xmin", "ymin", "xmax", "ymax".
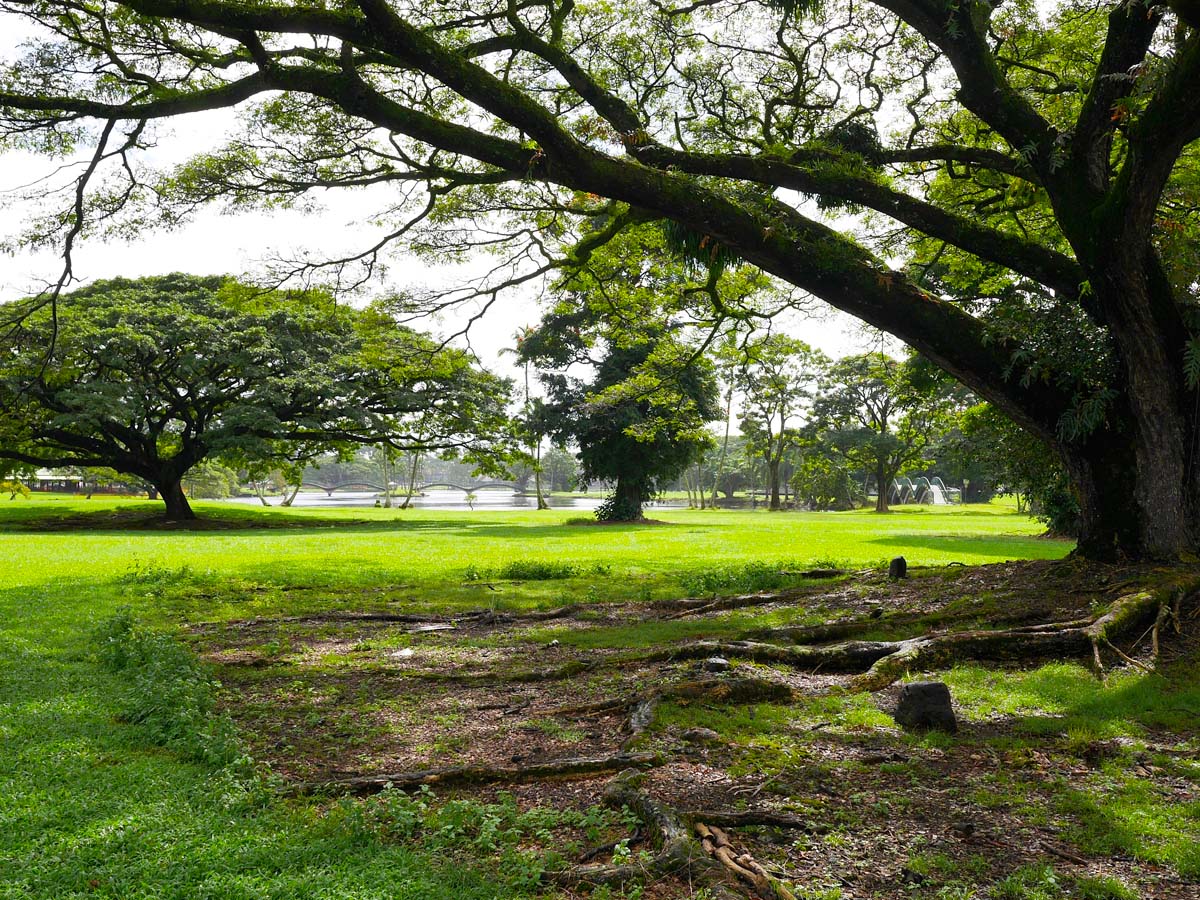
[
  {"xmin": 867, "ymin": 533, "xmax": 1073, "ymax": 560},
  {"xmin": 0, "ymin": 503, "xmax": 537, "ymax": 536}
]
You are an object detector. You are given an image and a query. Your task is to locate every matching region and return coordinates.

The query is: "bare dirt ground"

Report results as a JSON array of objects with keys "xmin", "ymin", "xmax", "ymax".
[{"xmin": 188, "ymin": 560, "xmax": 1200, "ymax": 900}]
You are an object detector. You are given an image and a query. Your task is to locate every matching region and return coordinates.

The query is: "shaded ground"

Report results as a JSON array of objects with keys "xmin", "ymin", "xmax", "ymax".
[{"xmin": 184, "ymin": 560, "xmax": 1200, "ymax": 900}]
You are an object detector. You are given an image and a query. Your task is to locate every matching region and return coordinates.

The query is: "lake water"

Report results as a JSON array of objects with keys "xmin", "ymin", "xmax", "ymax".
[{"xmin": 221, "ymin": 489, "xmax": 654, "ymax": 511}]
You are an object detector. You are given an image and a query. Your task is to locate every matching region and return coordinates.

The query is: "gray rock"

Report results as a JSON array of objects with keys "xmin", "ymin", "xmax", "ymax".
[
  {"xmin": 888, "ymin": 556, "xmax": 907, "ymax": 580},
  {"xmin": 682, "ymin": 727, "xmax": 721, "ymax": 744},
  {"xmin": 702, "ymin": 656, "xmax": 730, "ymax": 673},
  {"xmin": 893, "ymin": 680, "xmax": 957, "ymax": 733}
]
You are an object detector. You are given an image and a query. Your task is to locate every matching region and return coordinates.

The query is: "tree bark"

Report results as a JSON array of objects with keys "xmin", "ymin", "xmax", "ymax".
[
  {"xmin": 280, "ymin": 480, "xmax": 301, "ymax": 507},
  {"xmin": 874, "ymin": 464, "xmax": 890, "ymax": 513},
  {"xmin": 767, "ymin": 459, "xmax": 781, "ymax": 511},
  {"xmin": 534, "ymin": 441, "xmax": 550, "ymax": 510},
  {"xmin": 159, "ymin": 478, "xmax": 195, "ymax": 520},
  {"xmin": 611, "ymin": 476, "xmax": 645, "ymax": 520}
]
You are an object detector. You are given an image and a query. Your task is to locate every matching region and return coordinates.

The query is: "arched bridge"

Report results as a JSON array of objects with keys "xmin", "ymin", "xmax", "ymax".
[{"xmin": 298, "ymin": 479, "xmax": 520, "ymax": 497}]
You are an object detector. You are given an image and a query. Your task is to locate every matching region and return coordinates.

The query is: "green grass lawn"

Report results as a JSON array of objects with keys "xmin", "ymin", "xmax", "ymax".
[
  {"xmin": 0, "ymin": 496, "xmax": 1072, "ymax": 899},
  {"xmin": 0, "ymin": 493, "xmax": 1068, "ymax": 588}
]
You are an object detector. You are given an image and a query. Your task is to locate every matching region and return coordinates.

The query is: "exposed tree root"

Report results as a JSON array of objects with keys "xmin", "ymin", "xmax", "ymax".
[
  {"xmin": 655, "ymin": 585, "xmax": 1195, "ymax": 692},
  {"xmin": 742, "ymin": 607, "xmax": 1098, "ymax": 647},
  {"xmin": 296, "ymin": 751, "xmax": 661, "ymax": 796},
  {"xmin": 195, "ymin": 604, "xmax": 587, "ymax": 634},
  {"xmin": 682, "ymin": 809, "xmax": 826, "ymax": 833},
  {"xmin": 657, "ymin": 583, "xmax": 838, "ymax": 620},
  {"xmin": 618, "ymin": 677, "xmax": 794, "ymax": 748},
  {"xmin": 550, "ymin": 770, "xmax": 801, "ymax": 899},
  {"xmin": 649, "ymin": 639, "xmax": 901, "ymax": 672},
  {"xmin": 547, "ymin": 769, "xmax": 707, "ymax": 888},
  {"xmin": 696, "ymin": 822, "xmax": 797, "ymax": 900}
]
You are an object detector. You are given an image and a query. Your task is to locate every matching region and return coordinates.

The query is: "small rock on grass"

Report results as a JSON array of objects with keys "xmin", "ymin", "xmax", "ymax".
[
  {"xmin": 702, "ymin": 656, "xmax": 730, "ymax": 673},
  {"xmin": 893, "ymin": 680, "xmax": 957, "ymax": 733},
  {"xmin": 682, "ymin": 727, "xmax": 722, "ymax": 744}
]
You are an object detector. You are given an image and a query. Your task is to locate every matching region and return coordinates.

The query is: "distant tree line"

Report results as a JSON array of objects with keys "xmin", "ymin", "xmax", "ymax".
[{"xmin": 1, "ymin": 272, "xmax": 1070, "ymax": 532}]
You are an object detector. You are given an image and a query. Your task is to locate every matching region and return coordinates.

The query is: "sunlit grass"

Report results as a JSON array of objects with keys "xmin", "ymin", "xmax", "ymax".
[
  {"xmin": 0, "ymin": 494, "xmax": 1086, "ymax": 898},
  {"xmin": 0, "ymin": 494, "xmax": 1068, "ymax": 598}
]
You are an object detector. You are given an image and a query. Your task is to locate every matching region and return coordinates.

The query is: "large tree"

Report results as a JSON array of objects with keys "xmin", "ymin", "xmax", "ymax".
[
  {"xmin": 810, "ymin": 353, "xmax": 955, "ymax": 513},
  {"xmin": 2, "ymin": 0, "xmax": 1200, "ymax": 555},
  {"xmin": 0, "ymin": 274, "xmax": 512, "ymax": 519},
  {"xmin": 530, "ymin": 329, "xmax": 719, "ymax": 521},
  {"xmin": 736, "ymin": 334, "xmax": 825, "ymax": 511}
]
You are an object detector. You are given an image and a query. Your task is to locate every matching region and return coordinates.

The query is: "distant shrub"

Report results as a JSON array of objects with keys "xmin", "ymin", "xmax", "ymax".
[
  {"xmin": 680, "ymin": 561, "xmax": 807, "ymax": 596},
  {"xmin": 499, "ymin": 559, "xmax": 578, "ymax": 580},
  {"xmin": 92, "ymin": 611, "xmax": 249, "ymax": 772},
  {"xmin": 462, "ymin": 563, "xmax": 489, "ymax": 581}
]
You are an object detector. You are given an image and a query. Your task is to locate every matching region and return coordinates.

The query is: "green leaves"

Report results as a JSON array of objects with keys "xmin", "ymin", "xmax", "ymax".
[
  {"xmin": 0, "ymin": 275, "xmax": 513, "ymax": 510},
  {"xmin": 660, "ymin": 219, "xmax": 741, "ymax": 278},
  {"xmin": 1185, "ymin": 338, "xmax": 1200, "ymax": 390}
]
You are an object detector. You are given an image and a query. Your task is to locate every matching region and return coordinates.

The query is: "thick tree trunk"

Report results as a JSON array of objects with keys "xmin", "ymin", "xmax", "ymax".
[
  {"xmin": 874, "ymin": 464, "xmax": 890, "ymax": 513},
  {"xmin": 607, "ymin": 476, "xmax": 646, "ymax": 521},
  {"xmin": 159, "ymin": 478, "xmax": 195, "ymax": 520},
  {"xmin": 1047, "ymin": 236, "xmax": 1198, "ymax": 559},
  {"xmin": 767, "ymin": 459, "xmax": 781, "ymax": 511},
  {"xmin": 1097, "ymin": 272, "xmax": 1193, "ymax": 557}
]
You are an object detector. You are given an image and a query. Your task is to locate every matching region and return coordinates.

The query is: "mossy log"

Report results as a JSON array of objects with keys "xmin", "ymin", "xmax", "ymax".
[{"xmin": 298, "ymin": 751, "xmax": 661, "ymax": 796}]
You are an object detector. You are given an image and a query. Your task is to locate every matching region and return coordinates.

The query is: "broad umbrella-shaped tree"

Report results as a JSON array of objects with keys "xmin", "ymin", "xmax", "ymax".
[{"xmin": 0, "ymin": 274, "xmax": 512, "ymax": 519}]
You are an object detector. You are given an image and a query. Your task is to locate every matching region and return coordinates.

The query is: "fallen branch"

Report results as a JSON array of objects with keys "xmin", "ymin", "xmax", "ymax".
[
  {"xmin": 297, "ymin": 751, "xmax": 661, "ymax": 796},
  {"xmin": 1084, "ymin": 590, "xmax": 1165, "ymax": 676}
]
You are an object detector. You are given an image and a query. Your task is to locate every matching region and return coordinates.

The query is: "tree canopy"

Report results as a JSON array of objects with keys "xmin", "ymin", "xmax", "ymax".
[
  {"xmin": 0, "ymin": 274, "xmax": 512, "ymax": 518},
  {"xmin": 735, "ymin": 334, "xmax": 825, "ymax": 511},
  {"xmin": 518, "ymin": 225, "xmax": 723, "ymax": 521},
  {"xmin": 810, "ymin": 353, "xmax": 956, "ymax": 513},
  {"xmin": 2, "ymin": 0, "xmax": 1200, "ymax": 555}
]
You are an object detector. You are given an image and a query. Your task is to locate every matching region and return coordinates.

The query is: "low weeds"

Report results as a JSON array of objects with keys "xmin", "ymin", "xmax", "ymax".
[
  {"xmin": 465, "ymin": 559, "xmax": 613, "ymax": 581},
  {"xmin": 92, "ymin": 609, "xmax": 251, "ymax": 773},
  {"xmin": 990, "ymin": 864, "xmax": 1136, "ymax": 900},
  {"xmin": 328, "ymin": 786, "xmax": 635, "ymax": 890},
  {"xmin": 678, "ymin": 559, "xmax": 845, "ymax": 596}
]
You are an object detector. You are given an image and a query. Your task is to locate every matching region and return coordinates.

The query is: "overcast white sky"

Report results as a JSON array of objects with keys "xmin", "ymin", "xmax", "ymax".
[{"xmin": 0, "ymin": 28, "xmax": 888, "ymax": 377}]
